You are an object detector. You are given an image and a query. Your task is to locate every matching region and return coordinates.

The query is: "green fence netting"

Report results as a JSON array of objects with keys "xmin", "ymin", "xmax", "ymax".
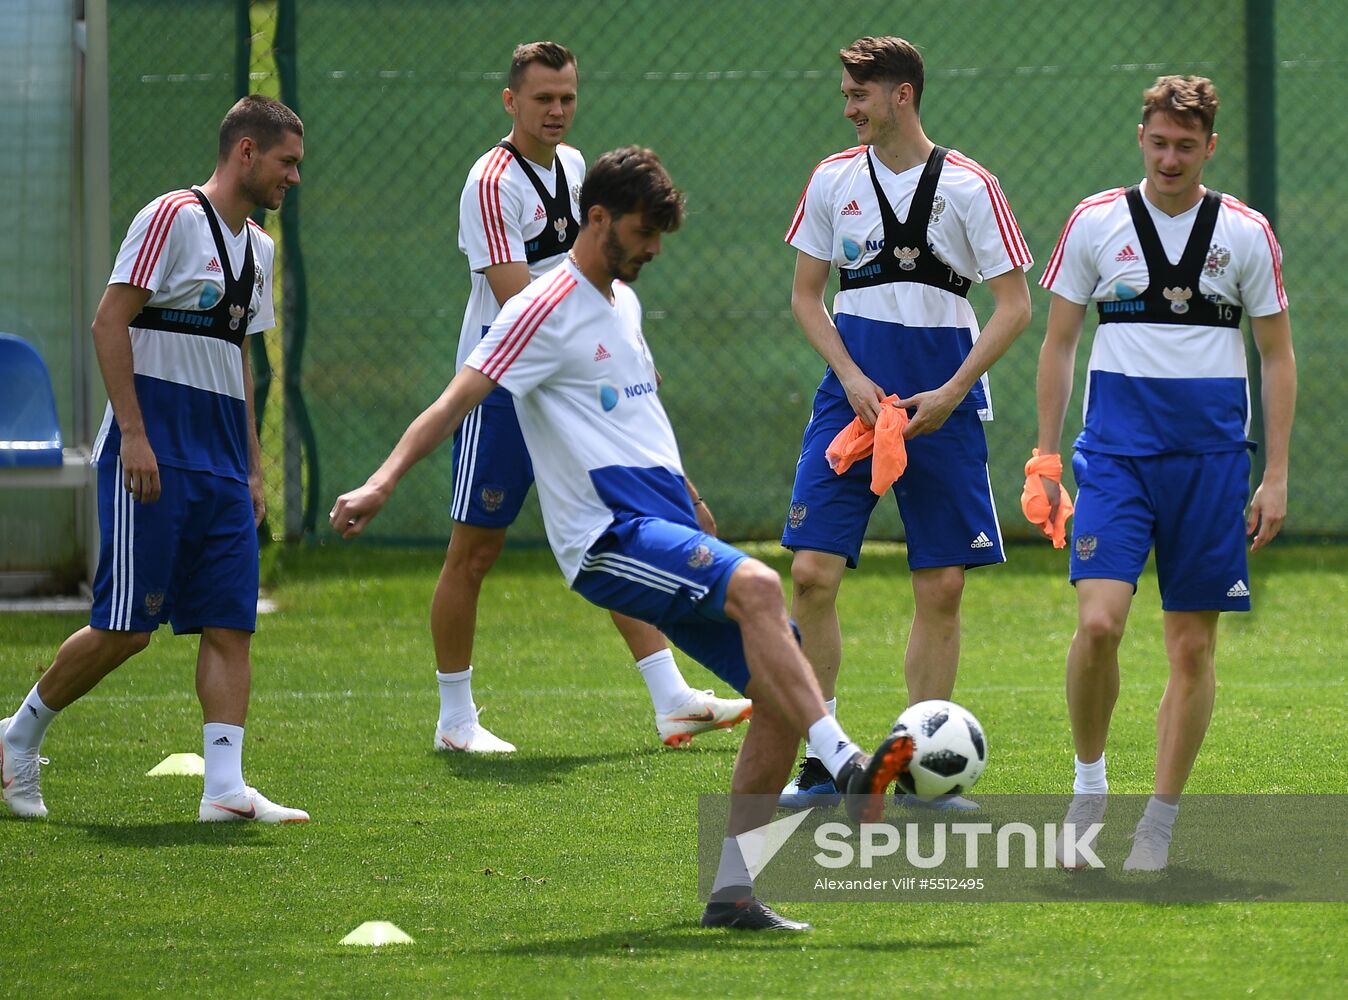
[{"xmin": 106, "ymin": 0, "xmax": 1348, "ymax": 544}]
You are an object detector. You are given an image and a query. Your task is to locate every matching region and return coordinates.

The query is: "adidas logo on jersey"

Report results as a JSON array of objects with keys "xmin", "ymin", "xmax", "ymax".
[
  {"xmin": 593, "ymin": 343, "xmax": 611, "ymax": 361},
  {"xmin": 970, "ymin": 532, "xmax": 994, "ymax": 549},
  {"xmin": 1227, "ymin": 579, "xmax": 1250, "ymax": 597},
  {"xmin": 532, "ymin": 204, "xmax": 546, "ymax": 221},
  {"xmin": 1114, "ymin": 244, "xmax": 1140, "ymax": 262},
  {"xmin": 206, "ymin": 256, "xmax": 222, "ymax": 273},
  {"xmin": 840, "ymin": 200, "xmax": 863, "ymax": 217}
]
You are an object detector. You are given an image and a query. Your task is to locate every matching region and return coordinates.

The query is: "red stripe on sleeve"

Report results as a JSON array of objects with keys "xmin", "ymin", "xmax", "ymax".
[
  {"xmin": 1040, "ymin": 188, "xmax": 1126, "ymax": 290},
  {"xmin": 479, "ymin": 272, "xmax": 576, "ymax": 380},
  {"xmin": 945, "ymin": 152, "xmax": 1031, "ymax": 268},
  {"xmin": 785, "ymin": 146, "xmax": 865, "ymax": 244},
  {"xmin": 478, "ymin": 147, "xmax": 514, "ymax": 266},
  {"xmin": 131, "ymin": 192, "xmax": 196, "ymax": 289},
  {"xmin": 1223, "ymin": 196, "xmax": 1287, "ymax": 311},
  {"xmin": 129, "ymin": 191, "xmax": 191, "ymax": 288}
]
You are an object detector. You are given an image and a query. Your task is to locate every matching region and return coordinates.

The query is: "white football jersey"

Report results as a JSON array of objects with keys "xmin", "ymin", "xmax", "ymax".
[
  {"xmin": 786, "ymin": 146, "xmax": 1032, "ymax": 418},
  {"xmin": 455, "ymin": 142, "xmax": 586, "ymax": 378},
  {"xmin": 1041, "ymin": 182, "xmax": 1286, "ymax": 455},
  {"xmin": 465, "ymin": 258, "xmax": 686, "ymax": 583},
  {"xmin": 92, "ymin": 190, "xmax": 276, "ymax": 481}
]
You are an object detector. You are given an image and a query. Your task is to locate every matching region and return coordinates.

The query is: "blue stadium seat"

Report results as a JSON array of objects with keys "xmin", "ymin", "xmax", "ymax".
[{"xmin": 0, "ymin": 332, "xmax": 63, "ymax": 467}]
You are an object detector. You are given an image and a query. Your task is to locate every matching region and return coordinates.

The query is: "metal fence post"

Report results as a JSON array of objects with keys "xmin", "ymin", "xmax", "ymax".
[{"xmin": 1245, "ymin": 0, "xmax": 1277, "ymax": 486}]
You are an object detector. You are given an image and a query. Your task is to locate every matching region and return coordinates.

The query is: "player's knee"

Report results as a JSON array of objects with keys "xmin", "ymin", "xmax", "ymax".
[
  {"xmin": 123, "ymin": 630, "xmax": 152, "ymax": 656},
  {"xmin": 790, "ymin": 557, "xmax": 843, "ymax": 604},
  {"xmin": 444, "ymin": 537, "xmax": 505, "ymax": 583},
  {"xmin": 93, "ymin": 628, "xmax": 151, "ymax": 658},
  {"xmin": 913, "ymin": 567, "xmax": 965, "ymax": 614},
  {"xmin": 1167, "ymin": 630, "xmax": 1217, "ymax": 678},
  {"xmin": 1076, "ymin": 610, "xmax": 1126, "ymax": 651},
  {"xmin": 726, "ymin": 560, "xmax": 787, "ymax": 622}
]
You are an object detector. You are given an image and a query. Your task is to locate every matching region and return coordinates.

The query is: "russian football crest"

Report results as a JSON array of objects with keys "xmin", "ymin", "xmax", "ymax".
[
  {"xmin": 929, "ymin": 194, "xmax": 946, "ymax": 225},
  {"xmin": 144, "ymin": 592, "xmax": 165, "ymax": 617},
  {"xmin": 479, "ymin": 487, "xmax": 506, "ymax": 512},
  {"xmin": 687, "ymin": 544, "xmax": 715, "ymax": 569},
  {"xmin": 893, "ymin": 246, "xmax": 921, "ymax": 271},
  {"xmin": 554, "ymin": 217, "xmax": 568, "ymax": 242},
  {"xmin": 1204, "ymin": 244, "xmax": 1231, "ymax": 277},
  {"xmin": 1163, "ymin": 286, "xmax": 1192, "ymax": 315},
  {"xmin": 788, "ymin": 502, "xmax": 808, "ymax": 529},
  {"xmin": 228, "ymin": 303, "xmax": 246, "ymax": 330},
  {"xmin": 1074, "ymin": 535, "xmax": 1097, "ymax": 561}
]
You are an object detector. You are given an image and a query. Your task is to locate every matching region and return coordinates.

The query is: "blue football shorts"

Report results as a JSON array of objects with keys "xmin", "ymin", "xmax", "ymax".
[
  {"xmin": 1069, "ymin": 448, "xmax": 1252, "ymax": 612},
  {"xmin": 781, "ymin": 388, "xmax": 1004, "ymax": 570},
  {"xmin": 450, "ymin": 396, "xmax": 535, "ymax": 529},
  {"xmin": 570, "ymin": 514, "xmax": 752, "ymax": 694},
  {"xmin": 90, "ymin": 456, "xmax": 259, "ymax": 634}
]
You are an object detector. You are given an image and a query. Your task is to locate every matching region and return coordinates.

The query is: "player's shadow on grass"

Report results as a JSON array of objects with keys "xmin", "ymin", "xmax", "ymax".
[
  {"xmin": 1031, "ymin": 865, "xmax": 1294, "ymax": 903},
  {"xmin": 435, "ymin": 746, "xmax": 680, "ymax": 784},
  {"xmin": 474, "ymin": 921, "xmax": 977, "ymax": 956},
  {"xmin": 71, "ymin": 821, "xmax": 280, "ymax": 848}
]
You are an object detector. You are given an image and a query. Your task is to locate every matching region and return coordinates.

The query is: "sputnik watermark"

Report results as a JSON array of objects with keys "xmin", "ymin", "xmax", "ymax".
[
  {"xmin": 699, "ymin": 794, "xmax": 1348, "ymax": 902},
  {"xmin": 734, "ymin": 810, "xmax": 1101, "ymax": 875},
  {"xmin": 814, "ymin": 820, "xmax": 1102, "ymax": 869}
]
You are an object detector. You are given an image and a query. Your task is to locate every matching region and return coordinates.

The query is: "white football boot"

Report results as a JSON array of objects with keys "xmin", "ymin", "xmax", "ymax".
[
  {"xmin": 1055, "ymin": 793, "xmax": 1108, "ymax": 869},
  {"xmin": 435, "ymin": 717, "xmax": 516, "ymax": 753},
  {"xmin": 1123, "ymin": 816, "xmax": 1172, "ymax": 872},
  {"xmin": 0, "ymin": 716, "xmax": 49, "ymax": 819},
  {"xmin": 199, "ymin": 785, "xmax": 309, "ymax": 823},
  {"xmin": 656, "ymin": 690, "xmax": 752, "ymax": 748}
]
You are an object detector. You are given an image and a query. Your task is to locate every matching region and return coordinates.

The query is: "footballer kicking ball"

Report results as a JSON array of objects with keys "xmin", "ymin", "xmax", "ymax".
[{"xmin": 893, "ymin": 700, "xmax": 987, "ymax": 799}]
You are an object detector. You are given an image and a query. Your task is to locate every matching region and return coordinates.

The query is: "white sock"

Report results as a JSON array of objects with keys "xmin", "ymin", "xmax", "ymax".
[
  {"xmin": 437, "ymin": 667, "xmax": 477, "ymax": 730},
  {"xmin": 710, "ymin": 835, "xmax": 752, "ymax": 897},
  {"xmin": 636, "ymin": 649, "xmax": 694, "ymax": 715},
  {"xmin": 804, "ymin": 698, "xmax": 836, "ymax": 760},
  {"xmin": 4, "ymin": 684, "xmax": 59, "ymax": 752},
  {"xmin": 1073, "ymin": 754, "xmax": 1108, "ymax": 795},
  {"xmin": 1141, "ymin": 795, "xmax": 1179, "ymax": 835},
  {"xmin": 202, "ymin": 723, "xmax": 245, "ymax": 799},
  {"xmin": 809, "ymin": 714, "xmax": 861, "ymax": 780}
]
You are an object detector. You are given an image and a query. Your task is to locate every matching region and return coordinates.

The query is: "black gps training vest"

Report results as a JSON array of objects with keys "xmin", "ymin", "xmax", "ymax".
[
  {"xmin": 496, "ymin": 141, "xmax": 580, "ymax": 263},
  {"xmin": 129, "ymin": 188, "xmax": 256, "ymax": 347},
  {"xmin": 837, "ymin": 145, "xmax": 970, "ymax": 298},
  {"xmin": 1096, "ymin": 186, "xmax": 1242, "ymax": 329}
]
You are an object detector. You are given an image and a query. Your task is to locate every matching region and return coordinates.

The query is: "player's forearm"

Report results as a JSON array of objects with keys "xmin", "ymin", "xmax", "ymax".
[
  {"xmin": 367, "ymin": 368, "xmax": 496, "ymax": 494},
  {"xmin": 242, "ymin": 341, "xmax": 263, "ymax": 480},
  {"xmin": 1258, "ymin": 344, "xmax": 1297, "ymax": 482},
  {"xmin": 91, "ymin": 317, "xmax": 148, "ymax": 438},
  {"xmin": 945, "ymin": 298, "xmax": 1032, "ymax": 400},
  {"xmin": 792, "ymin": 294, "xmax": 863, "ymax": 382},
  {"xmin": 1035, "ymin": 336, "xmax": 1078, "ymax": 452},
  {"xmin": 1035, "ymin": 296, "xmax": 1088, "ymax": 451},
  {"xmin": 933, "ymin": 269, "xmax": 1031, "ymax": 404}
]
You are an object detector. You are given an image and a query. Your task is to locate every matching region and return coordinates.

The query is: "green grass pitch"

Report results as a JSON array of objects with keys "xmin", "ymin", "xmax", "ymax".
[{"xmin": 1, "ymin": 542, "xmax": 1345, "ymax": 996}]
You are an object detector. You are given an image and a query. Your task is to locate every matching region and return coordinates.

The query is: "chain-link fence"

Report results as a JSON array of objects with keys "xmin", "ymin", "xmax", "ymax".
[{"xmin": 105, "ymin": 0, "xmax": 1348, "ymax": 544}]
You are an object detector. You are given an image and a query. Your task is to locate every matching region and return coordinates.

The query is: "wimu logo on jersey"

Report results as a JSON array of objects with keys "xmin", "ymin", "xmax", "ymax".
[
  {"xmin": 1099, "ymin": 298, "xmax": 1146, "ymax": 316},
  {"xmin": 841, "ymin": 261, "xmax": 882, "ymax": 281},
  {"xmin": 160, "ymin": 309, "xmax": 215, "ymax": 329}
]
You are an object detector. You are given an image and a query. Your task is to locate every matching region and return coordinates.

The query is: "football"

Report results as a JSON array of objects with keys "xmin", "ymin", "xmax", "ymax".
[{"xmin": 893, "ymin": 700, "xmax": 987, "ymax": 799}]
